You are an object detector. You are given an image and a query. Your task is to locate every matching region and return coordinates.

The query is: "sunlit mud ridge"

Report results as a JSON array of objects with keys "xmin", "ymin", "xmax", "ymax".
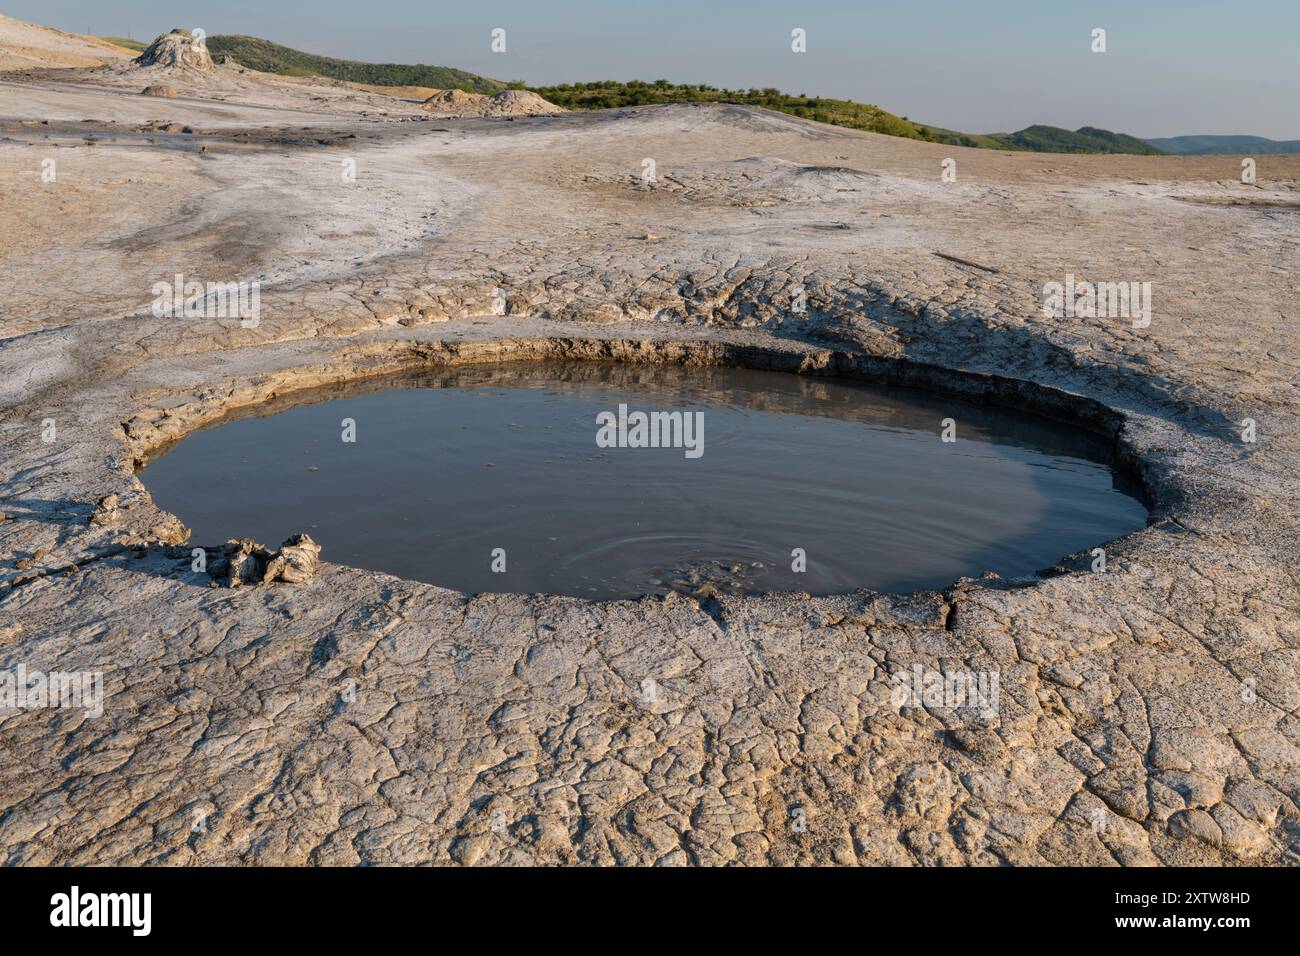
[{"xmin": 0, "ymin": 66, "xmax": 1297, "ymax": 864}]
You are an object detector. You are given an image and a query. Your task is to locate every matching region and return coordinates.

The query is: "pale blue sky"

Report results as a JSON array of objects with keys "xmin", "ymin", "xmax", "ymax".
[{"xmin": 12, "ymin": 0, "xmax": 1298, "ymax": 138}]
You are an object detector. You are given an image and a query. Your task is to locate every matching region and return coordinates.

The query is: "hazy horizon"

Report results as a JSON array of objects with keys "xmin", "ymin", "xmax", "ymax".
[{"xmin": 8, "ymin": 0, "xmax": 1298, "ymax": 140}]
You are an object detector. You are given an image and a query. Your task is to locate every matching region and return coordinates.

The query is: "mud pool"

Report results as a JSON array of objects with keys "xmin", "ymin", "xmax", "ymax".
[{"xmin": 138, "ymin": 361, "xmax": 1148, "ymax": 598}]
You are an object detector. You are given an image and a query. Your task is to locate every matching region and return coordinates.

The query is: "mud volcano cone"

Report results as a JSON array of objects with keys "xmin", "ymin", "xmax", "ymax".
[
  {"xmin": 421, "ymin": 88, "xmax": 564, "ymax": 117},
  {"xmin": 132, "ymin": 28, "xmax": 214, "ymax": 72}
]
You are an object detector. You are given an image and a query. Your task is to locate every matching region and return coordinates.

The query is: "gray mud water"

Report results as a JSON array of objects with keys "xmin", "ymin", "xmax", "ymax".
[{"xmin": 138, "ymin": 361, "xmax": 1147, "ymax": 598}]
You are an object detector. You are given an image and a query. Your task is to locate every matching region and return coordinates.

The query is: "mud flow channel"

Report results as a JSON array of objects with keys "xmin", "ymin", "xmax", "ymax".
[{"xmin": 138, "ymin": 361, "xmax": 1148, "ymax": 598}]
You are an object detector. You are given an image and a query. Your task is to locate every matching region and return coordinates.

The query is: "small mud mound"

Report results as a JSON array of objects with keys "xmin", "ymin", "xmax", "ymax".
[
  {"xmin": 422, "ymin": 88, "xmax": 564, "ymax": 118},
  {"xmin": 421, "ymin": 89, "xmax": 481, "ymax": 113},
  {"xmin": 140, "ymin": 84, "xmax": 177, "ymax": 97},
  {"xmin": 611, "ymin": 156, "xmax": 880, "ymax": 207},
  {"xmin": 795, "ymin": 164, "xmax": 878, "ymax": 184},
  {"xmin": 132, "ymin": 28, "xmax": 214, "ymax": 72},
  {"xmin": 489, "ymin": 89, "xmax": 565, "ymax": 116},
  {"xmin": 743, "ymin": 160, "xmax": 879, "ymax": 203}
]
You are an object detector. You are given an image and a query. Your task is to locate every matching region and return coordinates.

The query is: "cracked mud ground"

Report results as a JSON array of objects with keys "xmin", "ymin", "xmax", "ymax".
[{"xmin": 1, "ymin": 77, "xmax": 1298, "ymax": 865}]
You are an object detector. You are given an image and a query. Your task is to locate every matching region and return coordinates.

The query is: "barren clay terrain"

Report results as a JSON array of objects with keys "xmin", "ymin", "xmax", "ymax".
[{"xmin": 1, "ymin": 30, "xmax": 1298, "ymax": 866}]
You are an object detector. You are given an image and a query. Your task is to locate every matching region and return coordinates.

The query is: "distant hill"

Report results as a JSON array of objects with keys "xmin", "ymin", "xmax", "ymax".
[
  {"xmin": 1001, "ymin": 125, "xmax": 1164, "ymax": 154},
  {"xmin": 114, "ymin": 34, "xmax": 506, "ymax": 93},
  {"xmin": 924, "ymin": 123, "xmax": 1164, "ymax": 155},
  {"xmin": 531, "ymin": 81, "xmax": 932, "ymax": 141},
  {"xmin": 1144, "ymin": 134, "xmax": 1300, "ymax": 155},
  {"xmin": 534, "ymin": 83, "xmax": 1162, "ymax": 154}
]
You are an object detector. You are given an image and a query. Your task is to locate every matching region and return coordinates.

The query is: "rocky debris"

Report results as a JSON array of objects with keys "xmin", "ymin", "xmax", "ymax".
[
  {"xmin": 140, "ymin": 84, "xmax": 177, "ymax": 98},
  {"xmin": 421, "ymin": 88, "xmax": 563, "ymax": 118},
  {"xmin": 263, "ymin": 532, "xmax": 321, "ymax": 584},
  {"xmin": 87, "ymin": 493, "xmax": 122, "ymax": 527},
  {"xmin": 143, "ymin": 120, "xmax": 191, "ymax": 133},
  {"xmin": 419, "ymin": 88, "xmax": 478, "ymax": 114},
  {"xmin": 11, "ymin": 548, "xmax": 47, "ymax": 572},
  {"xmin": 210, "ymin": 533, "xmax": 320, "ymax": 587},
  {"xmin": 214, "ymin": 537, "xmax": 267, "ymax": 587},
  {"xmin": 132, "ymin": 29, "xmax": 214, "ymax": 73}
]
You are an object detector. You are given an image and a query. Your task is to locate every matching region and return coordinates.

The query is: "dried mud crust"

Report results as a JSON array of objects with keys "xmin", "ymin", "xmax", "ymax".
[{"xmin": 0, "ymin": 96, "xmax": 1297, "ymax": 865}]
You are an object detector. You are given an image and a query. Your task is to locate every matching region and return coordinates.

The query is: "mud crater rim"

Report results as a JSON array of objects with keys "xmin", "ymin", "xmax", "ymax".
[{"xmin": 123, "ymin": 335, "xmax": 1161, "ymax": 602}]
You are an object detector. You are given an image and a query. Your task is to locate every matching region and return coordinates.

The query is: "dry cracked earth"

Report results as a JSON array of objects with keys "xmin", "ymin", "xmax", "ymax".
[{"xmin": 1, "ymin": 68, "xmax": 1298, "ymax": 867}]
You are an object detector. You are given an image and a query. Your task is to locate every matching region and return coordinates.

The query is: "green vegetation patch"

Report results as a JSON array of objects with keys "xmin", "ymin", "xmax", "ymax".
[
  {"xmin": 530, "ymin": 81, "xmax": 936, "ymax": 142},
  {"xmin": 202, "ymin": 35, "xmax": 505, "ymax": 94},
  {"xmin": 101, "ymin": 36, "xmax": 147, "ymax": 52},
  {"xmin": 993, "ymin": 125, "xmax": 1163, "ymax": 154},
  {"xmin": 531, "ymin": 82, "xmax": 1163, "ymax": 154}
]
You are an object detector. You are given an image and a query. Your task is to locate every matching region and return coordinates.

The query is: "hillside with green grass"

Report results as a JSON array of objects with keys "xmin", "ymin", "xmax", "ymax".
[
  {"xmin": 919, "ymin": 123, "xmax": 1162, "ymax": 154},
  {"xmin": 1145, "ymin": 134, "xmax": 1300, "ymax": 155},
  {"xmin": 534, "ymin": 81, "xmax": 1162, "ymax": 154},
  {"xmin": 996, "ymin": 125, "xmax": 1163, "ymax": 154},
  {"xmin": 201, "ymin": 35, "xmax": 506, "ymax": 93},
  {"xmin": 531, "ymin": 81, "xmax": 934, "ymax": 141},
  {"xmin": 101, "ymin": 36, "xmax": 146, "ymax": 52}
]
